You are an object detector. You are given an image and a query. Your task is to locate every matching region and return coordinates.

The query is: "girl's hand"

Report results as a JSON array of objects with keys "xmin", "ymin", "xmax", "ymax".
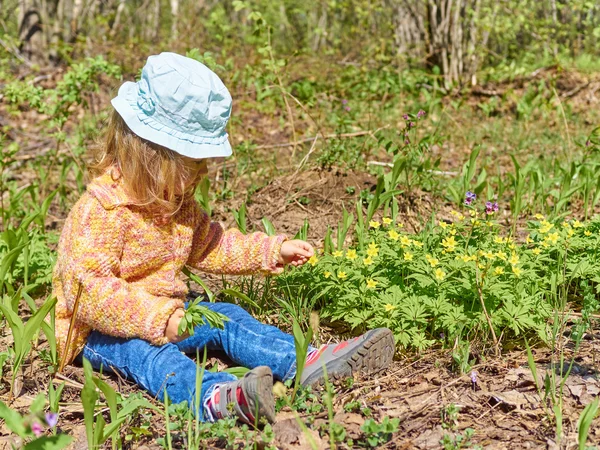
[
  {"xmin": 165, "ymin": 309, "xmax": 189, "ymax": 343},
  {"xmin": 278, "ymin": 240, "xmax": 314, "ymax": 267}
]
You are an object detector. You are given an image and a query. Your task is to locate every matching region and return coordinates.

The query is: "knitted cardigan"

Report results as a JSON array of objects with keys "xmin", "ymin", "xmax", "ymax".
[{"xmin": 53, "ymin": 171, "xmax": 286, "ymax": 365}]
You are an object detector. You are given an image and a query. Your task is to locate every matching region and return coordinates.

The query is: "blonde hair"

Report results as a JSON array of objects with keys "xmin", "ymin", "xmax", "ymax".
[{"xmin": 90, "ymin": 109, "xmax": 205, "ymax": 217}]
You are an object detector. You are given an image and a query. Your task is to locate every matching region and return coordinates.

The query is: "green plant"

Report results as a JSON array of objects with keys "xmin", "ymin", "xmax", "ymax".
[
  {"xmin": 440, "ymin": 428, "xmax": 479, "ymax": 450},
  {"xmin": 0, "ymin": 294, "xmax": 56, "ymax": 395},
  {"xmin": 360, "ymin": 416, "xmax": 400, "ymax": 448},
  {"xmin": 0, "ymin": 395, "xmax": 72, "ymax": 449}
]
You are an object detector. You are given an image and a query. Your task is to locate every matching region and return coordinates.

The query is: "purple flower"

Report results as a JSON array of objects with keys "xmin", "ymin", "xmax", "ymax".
[
  {"xmin": 409, "ymin": 122, "xmax": 416, "ymax": 128},
  {"xmin": 586, "ymin": 140, "xmax": 592, "ymax": 147},
  {"xmin": 31, "ymin": 422, "xmax": 43, "ymax": 437},
  {"xmin": 485, "ymin": 201, "xmax": 499, "ymax": 214},
  {"xmin": 464, "ymin": 191, "xmax": 476, "ymax": 206},
  {"xmin": 404, "ymin": 138, "xmax": 410, "ymax": 145},
  {"xmin": 402, "ymin": 114, "xmax": 409, "ymax": 120},
  {"xmin": 417, "ymin": 109, "xmax": 426, "ymax": 119},
  {"xmin": 344, "ymin": 106, "xmax": 351, "ymax": 112},
  {"xmin": 342, "ymin": 99, "xmax": 348, "ymax": 105},
  {"xmin": 470, "ymin": 370, "xmax": 478, "ymax": 385},
  {"xmin": 45, "ymin": 412, "xmax": 58, "ymax": 428},
  {"xmin": 440, "ymin": 332, "xmax": 445, "ymax": 339}
]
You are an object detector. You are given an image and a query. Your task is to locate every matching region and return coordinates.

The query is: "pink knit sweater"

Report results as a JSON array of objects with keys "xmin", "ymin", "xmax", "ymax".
[{"xmin": 53, "ymin": 171, "xmax": 286, "ymax": 365}]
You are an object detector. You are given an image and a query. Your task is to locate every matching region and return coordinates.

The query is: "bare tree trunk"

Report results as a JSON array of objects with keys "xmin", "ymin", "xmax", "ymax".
[
  {"xmin": 110, "ymin": 0, "xmax": 126, "ymax": 37},
  {"xmin": 170, "ymin": 0, "xmax": 178, "ymax": 40}
]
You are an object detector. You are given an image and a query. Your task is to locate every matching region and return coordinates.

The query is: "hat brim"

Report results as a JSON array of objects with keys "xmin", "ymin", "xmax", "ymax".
[{"xmin": 111, "ymin": 82, "xmax": 233, "ymax": 159}]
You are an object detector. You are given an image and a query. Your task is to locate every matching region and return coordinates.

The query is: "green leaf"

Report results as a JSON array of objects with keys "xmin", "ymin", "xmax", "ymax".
[
  {"xmin": 0, "ymin": 400, "xmax": 27, "ymax": 438},
  {"xmin": 23, "ymin": 435, "xmax": 73, "ymax": 450},
  {"xmin": 578, "ymin": 397, "xmax": 599, "ymax": 450}
]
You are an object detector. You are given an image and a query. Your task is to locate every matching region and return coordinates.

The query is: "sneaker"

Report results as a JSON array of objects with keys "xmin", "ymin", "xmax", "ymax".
[
  {"xmin": 205, "ymin": 366, "xmax": 276, "ymax": 425},
  {"xmin": 300, "ymin": 328, "xmax": 395, "ymax": 387}
]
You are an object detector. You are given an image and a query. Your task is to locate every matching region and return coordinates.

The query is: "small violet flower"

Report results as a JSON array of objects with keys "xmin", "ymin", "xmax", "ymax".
[
  {"xmin": 31, "ymin": 421, "xmax": 43, "ymax": 437},
  {"xmin": 45, "ymin": 412, "xmax": 58, "ymax": 428},
  {"xmin": 485, "ymin": 201, "xmax": 499, "ymax": 214},
  {"xmin": 402, "ymin": 113, "xmax": 409, "ymax": 120},
  {"xmin": 344, "ymin": 106, "xmax": 351, "ymax": 112},
  {"xmin": 586, "ymin": 140, "xmax": 592, "ymax": 147},
  {"xmin": 404, "ymin": 138, "xmax": 410, "ymax": 145},
  {"xmin": 417, "ymin": 109, "xmax": 426, "ymax": 119},
  {"xmin": 341, "ymin": 99, "xmax": 348, "ymax": 105},
  {"xmin": 409, "ymin": 122, "xmax": 416, "ymax": 128},
  {"xmin": 470, "ymin": 370, "xmax": 478, "ymax": 389},
  {"xmin": 464, "ymin": 191, "xmax": 476, "ymax": 206}
]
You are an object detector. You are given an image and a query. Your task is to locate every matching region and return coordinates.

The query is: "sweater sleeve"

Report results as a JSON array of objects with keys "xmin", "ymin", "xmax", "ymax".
[
  {"xmin": 187, "ymin": 210, "xmax": 286, "ymax": 275},
  {"xmin": 61, "ymin": 197, "xmax": 183, "ymax": 345}
]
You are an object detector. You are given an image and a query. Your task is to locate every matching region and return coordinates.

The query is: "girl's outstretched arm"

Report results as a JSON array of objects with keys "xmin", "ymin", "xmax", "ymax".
[
  {"xmin": 58, "ymin": 195, "xmax": 183, "ymax": 346},
  {"xmin": 187, "ymin": 210, "xmax": 286, "ymax": 275}
]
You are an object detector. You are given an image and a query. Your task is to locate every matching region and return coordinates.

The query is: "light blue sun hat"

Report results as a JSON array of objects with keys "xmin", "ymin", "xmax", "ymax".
[{"xmin": 111, "ymin": 52, "xmax": 232, "ymax": 159}]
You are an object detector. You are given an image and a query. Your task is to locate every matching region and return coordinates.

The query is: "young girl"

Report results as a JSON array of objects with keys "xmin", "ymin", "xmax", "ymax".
[{"xmin": 53, "ymin": 52, "xmax": 394, "ymax": 424}]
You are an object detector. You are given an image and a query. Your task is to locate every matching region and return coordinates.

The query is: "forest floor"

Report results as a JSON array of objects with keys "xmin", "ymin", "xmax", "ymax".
[{"xmin": 2, "ymin": 54, "xmax": 600, "ymax": 449}]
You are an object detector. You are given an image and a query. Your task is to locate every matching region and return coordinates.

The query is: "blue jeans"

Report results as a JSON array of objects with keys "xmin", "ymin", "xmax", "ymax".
[{"xmin": 78, "ymin": 302, "xmax": 302, "ymax": 419}]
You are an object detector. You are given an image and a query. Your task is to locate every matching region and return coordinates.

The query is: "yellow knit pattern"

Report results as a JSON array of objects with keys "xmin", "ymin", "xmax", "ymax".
[{"xmin": 53, "ymin": 172, "xmax": 286, "ymax": 365}]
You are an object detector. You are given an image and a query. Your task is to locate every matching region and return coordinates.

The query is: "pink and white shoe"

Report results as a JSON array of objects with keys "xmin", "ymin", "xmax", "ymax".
[{"xmin": 300, "ymin": 328, "xmax": 395, "ymax": 387}]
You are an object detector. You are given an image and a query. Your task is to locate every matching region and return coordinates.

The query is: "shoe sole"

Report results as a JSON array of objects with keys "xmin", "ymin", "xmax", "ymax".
[
  {"xmin": 302, "ymin": 328, "xmax": 395, "ymax": 387},
  {"xmin": 243, "ymin": 366, "xmax": 276, "ymax": 425}
]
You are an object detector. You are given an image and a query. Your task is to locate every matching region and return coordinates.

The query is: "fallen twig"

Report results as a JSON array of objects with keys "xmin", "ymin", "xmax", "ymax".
[{"xmin": 255, "ymin": 128, "xmax": 386, "ymax": 150}]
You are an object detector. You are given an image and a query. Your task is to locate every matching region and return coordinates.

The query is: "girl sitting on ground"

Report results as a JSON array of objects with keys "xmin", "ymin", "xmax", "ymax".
[{"xmin": 53, "ymin": 52, "xmax": 394, "ymax": 424}]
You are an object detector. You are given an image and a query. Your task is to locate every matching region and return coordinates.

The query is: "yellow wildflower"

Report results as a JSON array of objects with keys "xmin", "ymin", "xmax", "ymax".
[
  {"xmin": 540, "ymin": 221, "xmax": 553, "ymax": 234},
  {"xmin": 369, "ymin": 220, "xmax": 381, "ymax": 229},
  {"xmin": 478, "ymin": 263, "xmax": 486, "ymax": 270},
  {"xmin": 363, "ymin": 256, "xmax": 374, "ymax": 266},
  {"xmin": 512, "ymin": 266, "xmax": 522, "ymax": 277},
  {"xmin": 547, "ymin": 232, "xmax": 559, "ymax": 245},
  {"xmin": 567, "ymin": 229, "xmax": 574, "ymax": 238},
  {"xmin": 494, "ymin": 236, "xmax": 505, "ymax": 244},
  {"xmin": 367, "ymin": 247, "xmax": 379, "ymax": 257},
  {"xmin": 486, "ymin": 221, "xmax": 494, "ymax": 227},
  {"xmin": 404, "ymin": 252, "xmax": 414, "ymax": 261},
  {"xmin": 449, "ymin": 228, "xmax": 457, "ymax": 236},
  {"xmin": 366, "ymin": 279, "xmax": 377, "ymax": 289},
  {"xmin": 573, "ymin": 220, "xmax": 583, "ymax": 228},
  {"xmin": 450, "ymin": 210, "xmax": 465, "ymax": 221},
  {"xmin": 526, "ymin": 236, "xmax": 533, "ymax": 245},
  {"xmin": 426, "ymin": 255, "xmax": 439, "ymax": 267},
  {"xmin": 483, "ymin": 251, "xmax": 495, "ymax": 260},
  {"xmin": 308, "ymin": 255, "xmax": 319, "ymax": 266},
  {"xmin": 384, "ymin": 303, "xmax": 395, "ymax": 312},
  {"xmin": 434, "ymin": 268, "xmax": 445, "ymax": 281},
  {"xmin": 441, "ymin": 236, "xmax": 457, "ymax": 250},
  {"xmin": 346, "ymin": 249, "xmax": 357, "ymax": 260},
  {"xmin": 532, "ymin": 248, "xmax": 541, "ymax": 255},
  {"xmin": 368, "ymin": 242, "xmax": 378, "ymax": 250},
  {"xmin": 400, "ymin": 236, "xmax": 411, "ymax": 247},
  {"xmin": 470, "ymin": 219, "xmax": 481, "ymax": 226},
  {"xmin": 494, "ymin": 267, "xmax": 504, "ymax": 276},
  {"xmin": 469, "ymin": 210, "xmax": 478, "ymax": 218},
  {"xmin": 585, "ymin": 230, "xmax": 592, "ymax": 236},
  {"xmin": 534, "ymin": 214, "xmax": 545, "ymax": 220},
  {"xmin": 337, "ymin": 271, "xmax": 347, "ymax": 279},
  {"xmin": 461, "ymin": 254, "xmax": 473, "ymax": 263},
  {"xmin": 509, "ymin": 253, "xmax": 519, "ymax": 265},
  {"xmin": 412, "ymin": 240, "xmax": 423, "ymax": 248},
  {"xmin": 333, "ymin": 250, "xmax": 343, "ymax": 258},
  {"xmin": 324, "ymin": 271, "xmax": 331, "ymax": 278},
  {"xmin": 439, "ymin": 221, "xmax": 448, "ymax": 229},
  {"xmin": 382, "ymin": 217, "xmax": 392, "ymax": 226},
  {"xmin": 496, "ymin": 251, "xmax": 507, "ymax": 261},
  {"xmin": 388, "ymin": 230, "xmax": 399, "ymax": 241}
]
